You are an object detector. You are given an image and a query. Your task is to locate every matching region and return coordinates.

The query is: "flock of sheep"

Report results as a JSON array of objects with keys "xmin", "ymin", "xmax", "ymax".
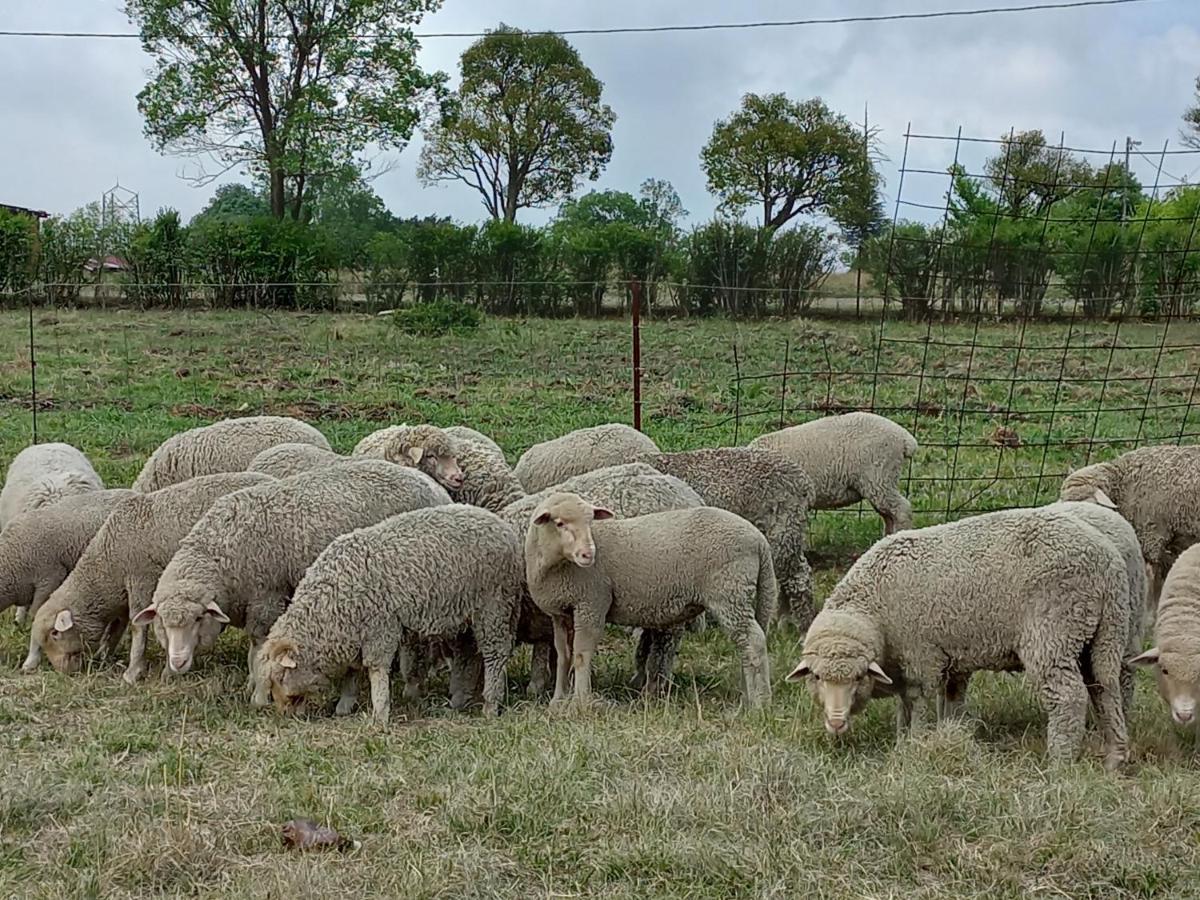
[{"xmin": 1, "ymin": 410, "xmax": 1196, "ymax": 771}]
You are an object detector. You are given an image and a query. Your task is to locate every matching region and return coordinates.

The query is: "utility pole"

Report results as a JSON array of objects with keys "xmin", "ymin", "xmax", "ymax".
[{"xmin": 1123, "ymin": 136, "xmax": 1141, "ymax": 221}]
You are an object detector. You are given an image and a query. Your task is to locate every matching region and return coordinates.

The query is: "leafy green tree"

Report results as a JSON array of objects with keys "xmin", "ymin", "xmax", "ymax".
[
  {"xmin": 302, "ymin": 168, "xmax": 396, "ymax": 268},
  {"xmin": 0, "ymin": 209, "xmax": 38, "ymax": 296},
  {"xmin": 127, "ymin": 209, "xmax": 190, "ymax": 306},
  {"xmin": 1182, "ymin": 75, "xmax": 1200, "ymax": 149},
  {"xmin": 128, "ymin": 0, "xmax": 447, "ymax": 220},
  {"xmin": 700, "ymin": 93, "xmax": 877, "ymax": 233},
  {"xmin": 983, "ymin": 130, "xmax": 1090, "ymax": 217},
  {"xmin": 418, "ymin": 24, "xmax": 615, "ymax": 222},
  {"xmin": 191, "ymin": 184, "xmax": 269, "ymax": 226},
  {"xmin": 637, "ymin": 178, "xmax": 687, "ymax": 236},
  {"xmin": 1139, "ymin": 186, "xmax": 1200, "ymax": 316}
]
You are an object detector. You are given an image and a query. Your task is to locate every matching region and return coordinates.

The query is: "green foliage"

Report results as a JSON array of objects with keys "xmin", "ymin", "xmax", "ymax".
[
  {"xmin": 189, "ymin": 184, "xmax": 269, "ymax": 226},
  {"xmin": 392, "ymin": 299, "xmax": 483, "ymax": 335},
  {"xmin": 418, "ymin": 24, "xmax": 615, "ymax": 222},
  {"xmin": 861, "ymin": 221, "xmax": 941, "ymax": 320},
  {"xmin": 700, "ymin": 93, "xmax": 878, "ymax": 232},
  {"xmin": 37, "ymin": 204, "xmax": 131, "ymax": 304},
  {"xmin": 128, "ymin": 0, "xmax": 447, "ymax": 219},
  {"xmin": 302, "ymin": 168, "xmax": 396, "ymax": 268},
  {"xmin": 474, "ymin": 219, "xmax": 562, "ymax": 315},
  {"xmin": 1139, "ymin": 186, "xmax": 1200, "ymax": 317},
  {"xmin": 402, "ymin": 219, "xmax": 478, "ymax": 302},
  {"xmin": 0, "ymin": 209, "xmax": 37, "ymax": 297},
  {"xmin": 768, "ymin": 226, "xmax": 838, "ymax": 314},
  {"xmin": 126, "ymin": 209, "xmax": 189, "ymax": 306}
]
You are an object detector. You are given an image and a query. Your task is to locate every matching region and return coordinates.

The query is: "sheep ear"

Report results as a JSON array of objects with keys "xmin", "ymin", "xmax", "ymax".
[
  {"xmin": 53, "ymin": 609, "xmax": 75, "ymax": 633},
  {"xmin": 591, "ymin": 506, "xmax": 615, "ymax": 521},
  {"xmin": 407, "ymin": 446, "xmax": 425, "ymax": 465},
  {"xmin": 278, "ymin": 654, "xmax": 297, "ymax": 669},
  {"xmin": 204, "ymin": 601, "xmax": 231, "ymax": 624},
  {"xmin": 532, "ymin": 511, "xmax": 552, "ymax": 526},
  {"xmin": 131, "ymin": 605, "xmax": 157, "ymax": 626},
  {"xmin": 1092, "ymin": 488, "xmax": 1118, "ymax": 509},
  {"xmin": 1129, "ymin": 647, "xmax": 1160, "ymax": 667},
  {"xmin": 868, "ymin": 662, "xmax": 893, "ymax": 684},
  {"xmin": 785, "ymin": 660, "xmax": 811, "ymax": 682}
]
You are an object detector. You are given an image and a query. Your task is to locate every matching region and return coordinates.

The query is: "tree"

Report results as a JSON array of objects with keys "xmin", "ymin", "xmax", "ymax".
[
  {"xmin": 128, "ymin": 0, "xmax": 447, "ymax": 220},
  {"xmin": 638, "ymin": 178, "xmax": 687, "ymax": 236},
  {"xmin": 190, "ymin": 184, "xmax": 269, "ymax": 225},
  {"xmin": 700, "ymin": 93, "xmax": 877, "ymax": 233},
  {"xmin": 418, "ymin": 24, "xmax": 615, "ymax": 222},
  {"xmin": 982, "ymin": 130, "xmax": 1090, "ymax": 217},
  {"xmin": 1183, "ymin": 75, "xmax": 1200, "ymax": 150}
]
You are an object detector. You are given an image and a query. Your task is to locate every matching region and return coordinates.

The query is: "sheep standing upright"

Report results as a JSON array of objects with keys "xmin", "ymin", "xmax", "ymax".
[
  {"xmin": 788, "ymin": 506, "xmax": 1135, "ymax": 769},
  {"xmin": 259, "ymin": 505, "xmax": 523, "ymax": 724},
  {"xmin": 514, "ymin": 424, "xmax": 660, "ymax": 493},
  {"xmin": 351, "ymin": 424, "xmax": 465, "ymax": 491},
  {"xmin": 1060, "ymin": 445, "xmax": 1200, "ymax": 615},
  {"xmin": 748, "ymin": 411, "xmax": 917, "ymax": 535},
  {"xmin": 132, "ymin": 416, "xmax": 329, "ymax": 492},
  {"xmin": 524, "ymin": 492, "xmax": 776, "ymax": 709},
  {"xmin": 135, "ymin": 460, "xmax": 449, "ymax": 702},
  {"xmin": 1131, "ymin": 542, "xmax": 1200, "ymax": 728}
]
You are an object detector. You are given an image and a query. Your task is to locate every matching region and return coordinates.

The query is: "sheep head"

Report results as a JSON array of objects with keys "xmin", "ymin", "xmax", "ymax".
[
  {"xmin": 528, "ymin": 492, "xmax": 615, "ymax": 569},
  {"xmin": 1131, "ymin": 646, "xmax": 1200, "ymax": 727},
  {"xmin": 786, "ymin": 609, "xmax": 890, "ymax": 736},
  {"xmin": 134, "ymin": 580, "xmax": 230, "ymax": 675},
  {"xmin": 390, "ymin": 425, "xmax": 464, "ymax": 490},
  {"xmin": 33, "ymin": 601, "xmax": 85, "ymax": 674},
  {"xmin": 259, "ymin": 637, "xmax": 328, "ymax": 715}
]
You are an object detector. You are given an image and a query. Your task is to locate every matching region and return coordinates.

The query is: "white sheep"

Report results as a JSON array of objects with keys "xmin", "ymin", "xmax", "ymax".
[
  {"xmin": 132, "ymin": 416, "xmax": 330, "ymax": 492},
  {"xmin": 444, "ymin": 426, "xmax": 524, "ymax": 513},
  {"xmin": 514, "ymin": 424, "xmax": 660, "ymax": 493},
  {"xmin": 32, "ymin": 472, "xmax": 275, "ymax": 680},
  {"xmin": 134, "ymin": 460, "xmax": 450, "ymax": 703},
  {"xmin": 247, "ymin": 443, "xmax": 344, "ymax": 479},
  {"xmin": 351, "ymin": 424, "xmax": 465, "ymax": 491},
  {"xmin": 443, "ymin": 425, "xmax": 506, "ymax": 459},
  {"xmin": 1060, "ymin": 445, "xmax": 1200, "ymax": 615},
  {"xmin": 748, "ymin": 411, "xmax": 917, "ymax": 534},
  {"xmin": 788, "ymin": 505, "xmax": 1136, "ymax": 770},
  {"xmin": 0, "ymin": 489, "xmax": 137, "ymax": 669},
  {"xmin": 1131, "ymin": 542, "xmax": 1200, "ymax": 728},
  {"xmin": 639, "ymin": 447, "xmax": 816, "ymax": 629},
  {"xmin": 525, "ymin": 492, "xmax": 776, "ymax": 709},
  {"xmin": 258, "ymin": 504, "xmax": 524, "ymax": 724}
]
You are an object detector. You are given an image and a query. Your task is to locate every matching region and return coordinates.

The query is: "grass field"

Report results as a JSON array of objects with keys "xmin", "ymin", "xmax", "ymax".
[{"xmin": 3, "ymin": 308, "xmax": 1200, "ymax": 898}]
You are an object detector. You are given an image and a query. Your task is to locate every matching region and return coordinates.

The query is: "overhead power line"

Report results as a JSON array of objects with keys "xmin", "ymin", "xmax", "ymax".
[{"xmin": 0, "ymin": 0, "xmax": 1160, "ymax": 41}]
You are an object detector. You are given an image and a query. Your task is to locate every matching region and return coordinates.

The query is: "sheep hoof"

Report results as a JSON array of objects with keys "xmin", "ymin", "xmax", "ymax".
[
  {"xmin": 14, "ymin": 607, "xmax": 29, "ymax": 627},
  {"xmin": 123, "ymin": 667, "xmax": 145, "ymax": 686},
  {"xmin": 334, "ymin": 698, "xmax": 356, "ymax": 717},
  {"xmin": 19, "ymin": 658, "xmax": 39, "ymax": 674}
]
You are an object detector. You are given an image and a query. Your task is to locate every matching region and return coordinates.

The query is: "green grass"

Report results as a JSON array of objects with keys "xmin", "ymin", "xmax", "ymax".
[{"xmin": 2, "ymin": 308, "xmax": 1200, "ymax": 898}]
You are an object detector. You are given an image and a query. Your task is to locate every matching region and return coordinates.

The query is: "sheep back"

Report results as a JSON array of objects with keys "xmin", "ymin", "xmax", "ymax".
[
  {"xmin": 514, "ymin": 424, "xmax": 660, "ymax": 493},
  {"xmin": 248, "ymin": 443, "xmax": 344, "ymax": 479},
  {"xmin": 0, "ymin": 443, "xmax": 104, "ymax": 529}
]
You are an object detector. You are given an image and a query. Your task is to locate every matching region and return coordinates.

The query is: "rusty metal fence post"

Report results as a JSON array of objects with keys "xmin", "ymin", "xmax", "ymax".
[{"xmin": 631, "ymin": 279, "xmax": 643, "ymax": 431}]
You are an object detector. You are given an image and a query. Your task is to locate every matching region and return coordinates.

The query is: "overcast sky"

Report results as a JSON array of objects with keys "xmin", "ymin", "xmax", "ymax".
[{"xmin": 3, "ymin": 0, "xmax": 1198, "ymax": 226}]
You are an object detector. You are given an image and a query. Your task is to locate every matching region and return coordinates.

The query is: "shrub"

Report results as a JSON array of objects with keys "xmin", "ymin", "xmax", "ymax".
[
  {"xmin": 392, "ymin": 299, "xmax": 483, "ymax": 336},
  {"xmin": 0, "ymin": 208, "xmax": 37, "ymax": 298},
  {"xmin": 125, "ymin": 209, "xmax": 190, "ymax": 307}
]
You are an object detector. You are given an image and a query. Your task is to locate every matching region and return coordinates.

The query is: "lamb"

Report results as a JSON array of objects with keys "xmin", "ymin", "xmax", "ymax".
[
  {"xmin": 351, "ymin": 424, "xmax": 465, "ymax": 490},
  {"xmin": 1131, "ymin": 542, "xmax": 1200, "ymax": 728},
  {"xmin": 1060, "ymin": 445, "xmax": 1200, "ymax": 615},
  {"xmin": 0, "ymin": 489, "xmax": 137, "ymax": 668},
  {"xmin": 748, "ymin": 411, "xmax": 918, "ymax": 534},
  {"xmin": 513, "ymin": 424, "xmax": 660, "ymax": 493},
  {"xmin": 1, "ymin": 442, "xmax": 104, "ymax": 622},
  {"xmin": 248, "ymin": 443, "xmax": 345, "ymax": 479},
  {"xmin": 787, "ymin": 505, "xmax": 1135, "ymax": 770},
  {"xmin": 524, "ymin": 492, "xmax": 776, "ymax": 709},
  {"xmin": 132, "ymin": 416, "xmax": 330, "ymax": 492},
  {"xmin": 133, "ymin": 460, "xmax": 450, "ymax": 703},
  {"xmin": 638, "ymin": 447, "xmax": 817, "ymax": 629},
  {"xmin": 258, "ymin": 504, "xmax": 523, "ymax": 724},
  {"xmin": 444, "ymin": 426, "xmax": 524, "ymax": 513},
  {"xmin": 32, "ymin": 472, "xmax": 275, "ymax": 680}
]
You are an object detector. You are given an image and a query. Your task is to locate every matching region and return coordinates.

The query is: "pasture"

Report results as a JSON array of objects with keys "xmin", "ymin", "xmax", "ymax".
[{"xmin": 2, "ymin": 308, "xmax": 1200, "ymax": 898}]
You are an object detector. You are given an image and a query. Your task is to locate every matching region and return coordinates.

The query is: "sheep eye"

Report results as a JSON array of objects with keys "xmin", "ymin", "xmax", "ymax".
[
  {"xmin": 1161, "ymin": 667, "xmax": 1169, "ymax": 676},
  {"xmin": 49, "ymin": 629, "xmax": 59, "ymax": 639},
  {"xmin": 812, "ymin": 673, "xmax": 820, "ymax": 681},
  {"xmin": 555, "ymin": 519, "xmax": 565, "ymax": 528}
]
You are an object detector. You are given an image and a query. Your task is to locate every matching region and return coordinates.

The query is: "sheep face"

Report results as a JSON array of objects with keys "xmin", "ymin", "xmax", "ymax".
[
  {"xmin": 260, "ymin": 638, "xmax": 328, "ymax": 715},
  {"xmin": 1058, "ymin": 465, "xmax": 1116, "ymax": 506},
  {"xmin": 134, "ymin": 582, "xmax": 230, "ymax": 674},
  {"xmin": 529, "ymin": 492, "xmax": 615, "ymax": 568},
  {"xmin": 34, "ymin": 606, "xmax": 84, "ymax": 674},
  {"xmin": 1131, "ymin": 647, "xmax": 1200, "ymax": 726},
  {"xmin": 392, "ymin": 426, "xmax": 465, "ymax": 490},
  {"xmin": 787, "ymin": 656, "xmax": 893, "ymax": 735}
]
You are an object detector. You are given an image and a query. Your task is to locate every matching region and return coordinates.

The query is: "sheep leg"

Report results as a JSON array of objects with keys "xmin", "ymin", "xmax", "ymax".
[
  {"xmin": 895, "ymin": 695, "xmax": 913, "ymax": 734},
  {"xmin": 570, "ymin": 616, "xmax": 605, "ymax": 707},
  {"xmin": 939, "ymin": 674, "xmax": 970, "ymax": 722},
  {"xmin": 367, "ymin": 653, "xmax": 396, "ymax": 725},
  {"xmin": 479, "ymin": 642, "xmax": 511, "ymax": 720},
  {"xmin": 630, "ymin": 629, "xmax": 650, "ymax": 691},
  {"xmin": 527, "ymin": 641, "xmax": 554, "ymax": 697},
  {"xmin": 448, "ymin": 636, "xmax": 483, "ymax": 711},
  {"xmin": 866, "ymin": 486, "xmax": 912, "ymax": 536},
  {"xmin": 550, "ymin": 615, "xmax": 574, "ymax": 706},
  {"xmin": 397, "ymin": 634, "xmax": 427, "ymax": 704},
  {"xmin": 20, "ymin": 582, "xmax": 56, "ymax": 672},
  {"xmin": 14, "ymin": 605, "xmax": 29, "ymax": 626},
  {"xmin": 248, "ymin": 642, "xmax": 273, "ymax": 708},
  {"xmin": 1027, "ymin": 658, "xmax": 1089, "ymax": 764},
  {"xmin": 124, "ymin": 623, "xmax": 149, "ymax": 684},
  {"xmin": 641, "ymin": 629, "xmax": 682, "ymax": 697},
  {"xmin": 1087, "ymin": 628, "xmax": 1131, "ymax": 771},
  {"xmin": 335, "ymin": 671, "xmax": 360, "ymax": 717},
  {"xmin": 734, "ymin": 620, "xmax": 772, "ymax": 709}
]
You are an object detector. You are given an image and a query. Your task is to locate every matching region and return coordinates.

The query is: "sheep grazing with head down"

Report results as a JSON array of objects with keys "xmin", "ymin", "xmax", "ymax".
[
  {"xmin": 748, "ymin": 411, "xmax": 917, "ymax": 535},
  {"xmin": 524, "ymin": 492, "xmax": 776, "ymax": 709},
  {"xmin": 258, "ymin": 504, "xmax": 523, "ymax": 724},
  {"xmin": 514, "ymin": 424, "xmax": 660, "ymax": 493},
  {"xmin": 135, "ymin": 460, "xmax": 449, "ymax": 703},
  {"xmin": 443, "ymin": 426, "xmax": 524, "ymax": 513},
  {"xmin": 132, "ymin": 416, "xmax": 330, "ymax": 492},
  {"xmin": 248, "ymin": 443, "xmax": 345, "ymax": 479},
  {"xmin": 788, "ymin": 505, "xmax": 1136, "ymax": 770},
  {"xmin": 32, "ymin": 471, "xmax": 274, "ymax": 680},
  {"xmin": 1131, "ymin": 542, "xmax": 1200, "ymax": 729},
  {"xmin": 1060, "ymin": 445, "xmax": 1200, "ymax": 617},
  {"xmin": 351, "ymin": 424, "xmax": 465, "ymax": 491}
]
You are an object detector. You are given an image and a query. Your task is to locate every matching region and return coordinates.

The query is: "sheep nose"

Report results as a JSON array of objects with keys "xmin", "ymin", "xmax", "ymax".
[
  {"xmin": 169, "ymin": 654, "xmax": 192, "ymax": 673},
  {"xmin": 575, "ymin": 550, "xmax": 594, "ymax": 566},
  {"xmin": 825, "ymin": 717, "xmax": 849, "ymax": 736},
  {"xmin": 1173, "ymin": 706, "xmax": 1195, "ymax": 726}
]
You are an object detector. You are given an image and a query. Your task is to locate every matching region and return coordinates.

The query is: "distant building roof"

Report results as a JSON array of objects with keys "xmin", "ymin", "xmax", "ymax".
[
  {"xmin": 83, "ymin": 255, "xmax": 130, "ymax": 273},
  {"xmin": 1, "ymin": 203, "xmax": 50, "ymax": 219}
]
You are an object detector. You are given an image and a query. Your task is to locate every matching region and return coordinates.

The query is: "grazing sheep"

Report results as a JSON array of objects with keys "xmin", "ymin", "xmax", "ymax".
[
  {"xmin": 787, "ymin": 506, "xmax": 1134, "ymax": 769},
  {"xmin": 248, "ymin": 443, "xmax": 344, "ymax": 479},
  {"xmin": 444, "ymin": 427, "xmax": 524, "ymax": 513},
  {"xmin": 32, "ymin": 472, "xmax": 275, "ymax": 679},
  {"xmin": 501, "ymin": 464, "xmax": 704, "ymax": 698},
  {"xmin": 1, "ymin": 442, "xmax": 104, "ymax": 623},
  {"xmin": 639, "ymin": 447, "xmax": 817, "ymax": 629},
  {"xmin": 1060, "ymin": 445, "xmax": 1200, "ymax": 614},
  {"xmin": 134, "ymin": 460, "xmax": 450, "ymax": 703},
  {"xmin": 748, "ymin": 412, "xmax": 917, "ymax": 534},
  {"xmin": 524, "ymin": 492, "xmax": 776, "ymax": 709},
  {"xmin": 514, "ymin": 424, "xmax": 660, "ymax": 493},
  {"xmin": 351, "ymin": 424, "xmax": 465, "ymax": 490},
  {"xmin": 258, "ymin": 504, "xmax": 523, "ymax": 724},
  {"xmin": 0, "ymin": 489, "xmax": 137, "ymax": 669},
  {"xmin": 1131, "ymin": 542, "xmax": 1200, "ymax": 728},
  {"xmin": 132, "ymin": 416, "xmax": 330, "ymax": 492}
]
